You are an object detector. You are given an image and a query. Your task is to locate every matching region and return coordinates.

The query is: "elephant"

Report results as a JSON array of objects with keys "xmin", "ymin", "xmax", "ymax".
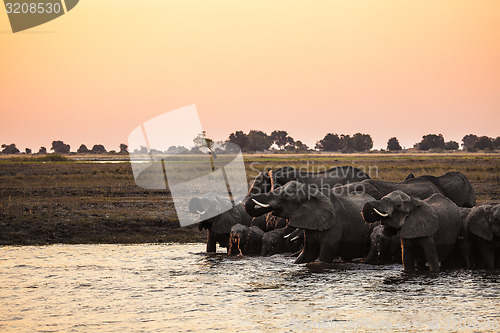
[
  {"xmin": 363, "ymin": 224, "xmax": 402, "ymax": 264},
  {"xmin": 245, "ymin": 181, "xmax": 375, "ymax": 264},
  {"xmin": 465, "ymin": 204, "xmax": 500, "ymax": 269},
  {"xmin": 228, "ymin": 224, "xmax": 265, "ymax": 256},
  {"xmin": 403, "ymin": 172, "xmax": 476, "ymax": 207},
  {"xmin": 451, "ymin": 207, "xmax": 473, "ymax": 268},
  {"xmin": 261, "ymin": 225, "xmax": 299, "ymax": 256},
  {"xmin": 248, "ymin": 165, "xmax": 370, "ymax": 196},
  {"xmin": 250, "ymin": 214, "xmax": 287, "ymax": 232},
  {"xmin": 189, "ymin": 193, "xmax": 252, "ymax": 253},
  {"xmin": 362, "ymin": 191, "xmax": 461, "ymax": 272}
]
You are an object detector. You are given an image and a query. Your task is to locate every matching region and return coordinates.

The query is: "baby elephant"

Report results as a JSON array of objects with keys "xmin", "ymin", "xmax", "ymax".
[
  {"xmin": 261, "ymin": 226, "xmax": 299, "ymax": 256},
  {"xmin": 363, "ymin": 224, "xmax": 401, "ymax": 264},
  {"xmin": 228, "ymin": 224, "xmax": 265, "ymax": 256},
  {"xmin": 363, "ymin": 191, "xmax": 461, "ymax": 272}
]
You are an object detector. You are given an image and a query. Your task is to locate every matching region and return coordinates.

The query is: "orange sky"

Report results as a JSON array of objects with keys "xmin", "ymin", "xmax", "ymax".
[{"xmin": 1, "ymin": 0, "xmax": 499, "ymax": 151}]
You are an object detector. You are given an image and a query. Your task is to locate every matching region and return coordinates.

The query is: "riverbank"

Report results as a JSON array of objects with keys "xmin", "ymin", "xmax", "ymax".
[{"xmin": 0, "ymin": 153, "xmax": 498, "ymax": 245}]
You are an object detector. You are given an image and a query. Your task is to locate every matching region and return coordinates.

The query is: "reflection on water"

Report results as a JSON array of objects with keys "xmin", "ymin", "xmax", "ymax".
[{"xmin": 0, "ymin": 244, "xmax": 498, "ymax": 332}]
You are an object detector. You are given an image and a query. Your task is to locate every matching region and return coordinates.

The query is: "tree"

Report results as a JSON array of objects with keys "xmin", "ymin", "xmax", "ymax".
[
  {"xmin": 351, "ymin": 133, "xmax": 373, "ymax": 152},
  {"xmin": 285, "ymin": 140, "xmax": 309, "ymax": 152},
  {"xmin": 270, "ymin": 130, "xmax": 294, "ymax": 150},
  {"xmin": 417, "ymin": 134, "xmax": 445, "ymax": 151},
  {"xmin": 493, "ymin": 137, "xmax": 500, "ymax": 150},
  {"xmin": 51, "ymin": 140, "xmax": 70, "ymax": 154},
  {"xmin": 193, "ymin": 131, "xmax": 214, "ymax": 150},
  {"xmin": 315, "ymin": 133, "xmax": 342, "ymax": 151},
  {"xmin": 1, "ymin": 144, "xmax": 20, "ymax": 154},
  {"xmin": 462, "ymin": 134, "xmax": 478, "ymax": 151},
  {"xmin": 91, "ymin": 144, "xmax": 107, "ymax": 154},
  {"xmin": 38, "ymin": 147, "xmax": 47, "ymax": 154},
  {"xmin": 119, "ymin": 144, "xmax": 128, "ymax": 154},
  {"xmin": 387, "ymin": 137, "xmax": 402, "ymax": 151},
  {"xmin": 25, "ymin": 148, "xmax": 32, "ymax": 154},
  {"xmin": 247, "ymin": 130, "xmax": 271, "ymax": 151},
  {"xmin": 339, "ymin": 134, "xmax": 353, "ymax": 152},
  {"xmin": 444, "ymin": 141, "xmax": 459, "ymax": 150},
  {"xmin": 474, "ymin": 136, "xmax": 493, "ymax": 150},
  {"xmin": 228, "ymin": 131, "xmax": 249, "ymax": 150},
  {"xmin": 77, "ymin": 144, "xmax": 90, "ymax": 154}
]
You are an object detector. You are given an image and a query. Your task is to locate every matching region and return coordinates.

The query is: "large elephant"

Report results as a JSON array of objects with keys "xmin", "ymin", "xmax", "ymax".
[
  {"xmin": 245, "ymin": 181, "xmax": 374, "ymax": 264},
  {"xmin": 465, "ymin": 204, "xmax": 500, "ymax": 269},
  {"xmin": 248, "ymin": 165, "xmax": 370, "ymax": 196},
  {"xmin": 334, "ymin": 178, "xmax": 442, "ymax": 200},
  {"xmin": 228, "ymin": 224, "xmax": 265, "ymax": 256},
  {"xmin": 404, "ymin": 171, "xmax": 476, "ymax": 207},
  {"xmin": 189, "ymin": 193, "xmax": 252, "ymax": 253},
  {"xmin": 362, "ymin": 191, "xmax": 461, "ymax": 272}
]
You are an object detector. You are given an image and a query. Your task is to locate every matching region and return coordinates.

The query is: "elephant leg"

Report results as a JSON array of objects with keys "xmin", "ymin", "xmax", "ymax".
[
  {"xmin": 206, "ymin": 230, "xmax": 217, "ymax": 253},
  {"xmin": 363, "ymin": 245, "xmax": 377, "ymax": 264},
  {"xmin": 478, "ymin": 243, "xmax": 495, "ymax": 269},
  {"xmin": 318, "ymin": 243, "xmax": 338, "ymax": 264},
  {"xmin": 419, "ymin": 237, "xmax": 440, "ymax": 273},
  {"xmin": 401, "ymin": 239, "xmax": 416, "ymax": 272}
]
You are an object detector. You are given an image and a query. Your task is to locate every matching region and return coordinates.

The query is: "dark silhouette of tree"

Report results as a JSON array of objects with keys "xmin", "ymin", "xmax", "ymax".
[
  {"xmin": 247, "ymin": 130, "xmax": 271, "ymax": 151},
  {"xmin": 38, "ymin": 147, "xmax": 47, "ymax": 154},
  {"xmin": 315, "ymin": 133, "xmax": 342, "ymax": 151},
  {"xmin": 270, "ymin": 130, "xmax": 294, "ymax": 150},
  {"xmin": 417, "ymin": 134, "xmax": 445, "ymax": 150},
  {"xmin": 493, "ymin": 137, "xmax": 500, "ymax": 150},
  {"xmin": 462, "ymin": 134, "xmax": 478, "ymax": 151},
  {"xmin": 474, "ymin": 136, "xmax": 493, "ymax": 150},
  {"xmin": 387, "ymin": 137, "xmax": 402, "ymax": 151},
  {"xmin": 119, "ymin": 144, "xmax": 128, "ymax": 154},
  {"xmin": 25, "ymin": 148, "xmax": 32, "ymax": 154},
  {"xmin": 444, "ymin": 141, "xmax": 459, "ymax": 150},
  {"xmin": 228, "ymin": 131, "xmax": 249, "ymax": 150},
  {"xmin": 77, "ymin": 144, "xmax": 90, "ymax": 154},
  {"xmin": 340, "ymin": 134, "xmax": 353, "ymax": 152},
  {"xmin": 1, "ymin": 143, "xmax": 20, "ymax": 154},
  {"xmin": 285, "ymin": 140, "xmax": 308, "ymax": 152},
  {"xmin": 351, "ymin": 133, "xmax": 373, "ymax": 152},
  {"xmin": 51, "ymin": 140, "xmax": 70, "ymax": 154},
  {"xmin": 91, "ymin": 144, "xmax": 107, "ymax": 154}
]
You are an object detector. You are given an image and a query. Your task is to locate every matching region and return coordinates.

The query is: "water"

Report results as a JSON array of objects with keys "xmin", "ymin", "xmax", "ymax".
[{"xmin": 0, "ymin": 244, "xmax": 498, "ymax": 332}]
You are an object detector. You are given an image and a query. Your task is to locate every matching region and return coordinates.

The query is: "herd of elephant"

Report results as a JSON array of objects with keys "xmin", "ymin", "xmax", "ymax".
[{"xmin": 188, "ymin": 165, "xmax": 500, "ymax": 273}]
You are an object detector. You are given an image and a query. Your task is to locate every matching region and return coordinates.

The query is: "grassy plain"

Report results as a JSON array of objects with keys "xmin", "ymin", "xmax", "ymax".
[{"xmin": 0, "ymin": 153, "xmax": 499, "ymax": 245}]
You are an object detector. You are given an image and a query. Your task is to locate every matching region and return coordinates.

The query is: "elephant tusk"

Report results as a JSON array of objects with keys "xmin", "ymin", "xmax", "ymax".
[
  {"xmin": 252, "ymin": 198, "xmax": 271, "ymax": 208},
  {"xmin": 290, "ymin": 235, "xmax": 300, "ymax": 242},
  {"xmin": 373, "ymin": 208, "xmax": 389, "ymax": 217},
  {"xmin": 197, "ymin": 209, "xmax": 206, "ymax": 215},
  {"xmin": 283, "ymin": 233, "xmax": 293, "ymax": 239}
]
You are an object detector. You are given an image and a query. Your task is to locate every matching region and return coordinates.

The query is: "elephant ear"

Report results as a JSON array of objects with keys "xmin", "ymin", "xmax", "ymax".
[
  {"xmin": 400, "ymin": 199, "xmax": 440, "ymax": 238},
  {"xmin": 288, "ymin": 189, "xmax": 335, "ymax": 231},
  {"xmin": 467, "ymin": 206, "xmax": 493, "ymax": 241},
  {"xmin": 212, "ymin": 206, "xmax": 241, "ymax": 234}
]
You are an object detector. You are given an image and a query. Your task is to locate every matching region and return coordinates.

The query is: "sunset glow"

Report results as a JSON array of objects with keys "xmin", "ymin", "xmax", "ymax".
[{"xmin": 1, "ymin": 0, "xmax": 499, "ymax": 151}]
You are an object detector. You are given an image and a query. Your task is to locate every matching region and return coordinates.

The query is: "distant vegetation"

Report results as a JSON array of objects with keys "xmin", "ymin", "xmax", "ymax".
[{"xmin": 1, "ymin": 133, "xmax": 499, "ymax": 155}]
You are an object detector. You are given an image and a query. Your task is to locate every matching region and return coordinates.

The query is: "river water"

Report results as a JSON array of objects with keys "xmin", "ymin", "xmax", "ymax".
[{"xmin": 0, "ymin": 244, "xmax": 498, "ymax": 332}]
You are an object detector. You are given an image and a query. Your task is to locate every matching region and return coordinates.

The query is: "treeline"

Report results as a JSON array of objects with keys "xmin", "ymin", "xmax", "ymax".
[
  {"xmin": 0, "ymin": 141, "xmax": 129, "ymax": 155},
  {"xmin": 1, "ymin": 132, "xmax": 499, "ymax": 155}
]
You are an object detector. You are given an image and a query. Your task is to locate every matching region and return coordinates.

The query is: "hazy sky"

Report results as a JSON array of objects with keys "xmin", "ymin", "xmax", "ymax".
[{"xmin": 1, "ymin": 0, "xmax": 499, "ymax": 151}]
